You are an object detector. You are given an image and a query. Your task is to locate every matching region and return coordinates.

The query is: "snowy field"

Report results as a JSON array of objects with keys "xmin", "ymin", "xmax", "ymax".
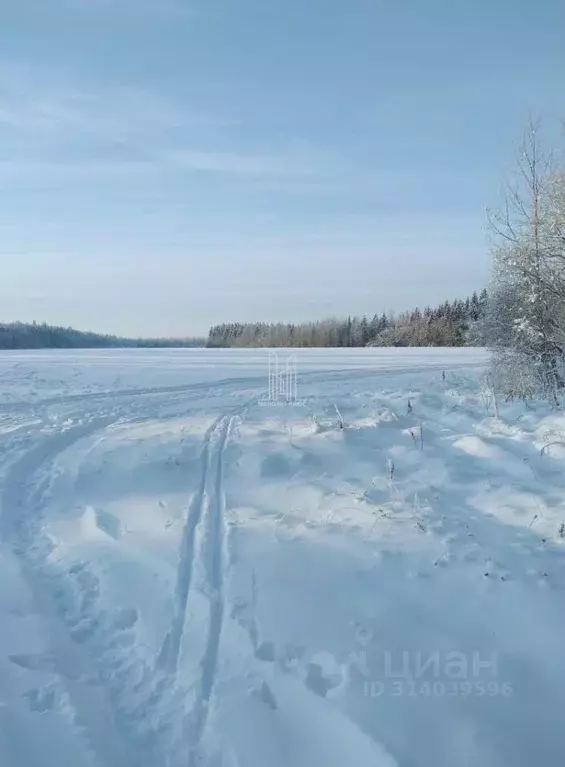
[{"xmin": 1, "ymin": 347, "xmax": 564, "ymax": 767}]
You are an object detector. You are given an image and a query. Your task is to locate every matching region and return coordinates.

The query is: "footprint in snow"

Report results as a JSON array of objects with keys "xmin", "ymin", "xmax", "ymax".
[
  {"xmin": 305, "ymin": 654, "xmax": 345, "ymax": 698},
  {"xmin": 258, "ymin": 681, "xmax": 278, "ymax": 710},
  {"xmin": 9, "ymin": 654, "xmax": 56, "ymax": 673},
  {"xmin": 353, "ymin": 623, "xmax": 374, "ymax": 648},
  {"xmin": 113, "ymin": 607, "xmax": 139, "ymax": 631},
  {"xmin": 24, "ymin": 685, "xmax": 56, "ymax": 714},
  {"xmin": 255, "ymin": 641, "xmax": 276, "ymax": 662}
]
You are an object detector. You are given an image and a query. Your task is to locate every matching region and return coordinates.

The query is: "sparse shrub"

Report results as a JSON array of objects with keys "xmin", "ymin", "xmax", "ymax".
[{"xmin": 334, "ymin": 404, "xmax": 344, "ymax": 430}]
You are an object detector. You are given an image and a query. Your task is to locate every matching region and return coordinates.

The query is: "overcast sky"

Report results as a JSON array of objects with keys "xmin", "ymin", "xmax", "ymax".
[{"xmin": 1, "ymin": 0, "xmax": 564, "ymax": 336}]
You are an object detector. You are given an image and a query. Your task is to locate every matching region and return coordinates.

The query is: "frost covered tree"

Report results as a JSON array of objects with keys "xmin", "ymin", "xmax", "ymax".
[
  {"xmin": 486, "ymin": 119, "xmax": 565, "ymax": 402},
  {"xmin": 206, "ymin": 294, "xmax": 486, "ymax": 348}
]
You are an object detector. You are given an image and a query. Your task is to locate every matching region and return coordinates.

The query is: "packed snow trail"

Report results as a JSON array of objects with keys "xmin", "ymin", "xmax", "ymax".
[{"xmin": 1, "ymin": 348, "xmax": 564, "ymax": 767}]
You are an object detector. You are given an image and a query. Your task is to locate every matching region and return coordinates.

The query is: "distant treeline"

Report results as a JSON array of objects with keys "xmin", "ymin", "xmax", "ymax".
[
  {"xmin": 207, "ymin": 290, "xmax": 488, "ymax": 348},
  {"xmin": 0, "ymin": 322, "xmax": 205, "ymax": 350}
]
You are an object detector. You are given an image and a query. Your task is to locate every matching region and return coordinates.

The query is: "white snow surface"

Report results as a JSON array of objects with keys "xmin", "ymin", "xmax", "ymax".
[{"xmin": 0, "ymin": 347, "xmax": 564, "ymax": 767}]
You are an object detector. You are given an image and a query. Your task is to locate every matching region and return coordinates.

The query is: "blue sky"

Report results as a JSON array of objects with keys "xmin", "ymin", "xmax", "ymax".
[{"xmin": 1, "ymin": 0, "xmax": 564, "ymax": 336}]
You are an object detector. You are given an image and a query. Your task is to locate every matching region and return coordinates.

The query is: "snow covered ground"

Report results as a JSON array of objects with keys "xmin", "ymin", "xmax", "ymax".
[{"xmin": 1, "ymin": 347, "xmax": 564, "ymax": 767}]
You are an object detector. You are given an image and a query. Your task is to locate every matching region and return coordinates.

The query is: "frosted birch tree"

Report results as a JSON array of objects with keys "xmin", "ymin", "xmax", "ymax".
[{"xmin": 486, "ymin": 119, "xmax": 565, "ymax": 402}]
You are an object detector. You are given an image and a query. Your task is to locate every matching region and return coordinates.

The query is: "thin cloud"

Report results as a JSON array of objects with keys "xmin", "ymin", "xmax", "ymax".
[
  {"xmin": 0, "ymin": 70, "xmax": 228, "ymax": 142},
  {"xmin": 0, "ymin": 62, "xmax": 351, "ymax": 190},
  {"xmin": 0, "ymin": 159, "xmax": 158, "ymax": 184},
  {"xmin": 59, "ymin": 0, "xmax": 188, "ymax": 14},
  {"xmin": 163, "ymin": 149, "xmax": 319, "ymax": 178},
  {"xmin": 0, "ymin": 64, "xmax": 238, "ymax": 182},
  {"xmin": 0, "ymin": 65, "xmax": 338, "ymax": 184}
]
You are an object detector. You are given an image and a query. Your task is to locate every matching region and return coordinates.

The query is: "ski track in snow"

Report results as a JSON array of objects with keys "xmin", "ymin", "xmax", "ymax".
[
  {"xmin": 188, "ymin": 415, "xmax": 233, "ymax": 766},
  {"xmin": 1, "ymin": 348, "xmax": 565, "ymax": 767},
  {"xmin": 158, "ymin": 415, "xmax": 231, "ymax": 676},
  {"xmin": 0, "ymin": 357, "xmax": 249, "ymax": 767},
  {"xmin": 0, "ymin": 383, "xmax": 240, "ymax": 765}
]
